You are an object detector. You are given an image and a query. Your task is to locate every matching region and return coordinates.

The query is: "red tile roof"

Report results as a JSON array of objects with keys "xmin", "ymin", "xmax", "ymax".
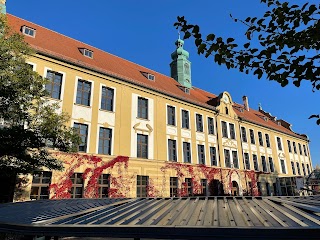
[{"xmin": 6, "ymin": 14, "xmax": 307, "ymax": 140}]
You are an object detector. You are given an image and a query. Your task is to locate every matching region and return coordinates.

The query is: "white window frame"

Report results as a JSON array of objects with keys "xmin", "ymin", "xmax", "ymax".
[{"xmin": 74, "ymin": 76, "xmax": 94, "ymax": 107}]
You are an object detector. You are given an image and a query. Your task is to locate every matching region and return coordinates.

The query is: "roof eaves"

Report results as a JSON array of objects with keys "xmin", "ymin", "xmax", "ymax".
[
  {"xmin": 32, "ymin": 46, "xmax": 217, "ymax": 113},
  {"xmin": 238, "ymin": 116, "xmax": 307, "ymax": 141}
]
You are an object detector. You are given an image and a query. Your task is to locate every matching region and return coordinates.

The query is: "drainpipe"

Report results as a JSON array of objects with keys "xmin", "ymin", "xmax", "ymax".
[
  {"xmin": 238, "ymin": 117, "xmax": 249, "ymax": 196},
  {"xmin": 214, "ymin": 111, "xmax": 224, "ymax": 195}
]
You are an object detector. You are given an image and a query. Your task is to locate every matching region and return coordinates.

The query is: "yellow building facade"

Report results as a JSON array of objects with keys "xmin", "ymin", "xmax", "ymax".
[{"xmin": 7, "ymin": 13, "xmax": 313, "ymax": 201}]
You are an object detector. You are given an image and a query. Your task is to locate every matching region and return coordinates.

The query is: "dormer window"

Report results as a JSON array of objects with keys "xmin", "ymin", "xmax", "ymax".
[
  {"xmin": 147, "ymin": 74, "xmax": 155, "ymax": 81},
  {"xmin": 184, "ymin": 88, "xmax": 190, "ymax": 94},
  {"xmin": 83, "ymin": 49, "xmax": 93, "ymax": 58},
  {"xmin": 22, "ymin": 26, "xmax": 36, "ymax": 37}
]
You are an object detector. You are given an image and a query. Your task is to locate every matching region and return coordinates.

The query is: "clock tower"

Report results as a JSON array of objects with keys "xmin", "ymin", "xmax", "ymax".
[{"xmin": 170, "ymin": 37, "xmax": 192, "ymax": 88}]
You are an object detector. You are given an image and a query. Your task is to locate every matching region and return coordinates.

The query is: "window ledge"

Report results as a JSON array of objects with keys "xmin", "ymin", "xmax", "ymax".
[
  {"xmin": 74, "ymin": 103, "xmax": 92, "ymax": 108},
  {"xmin": 99, "ymin": 109, "xmax": 114, "ymax": 113},
  {"xmin": 167, "ymin": 124, "xmax": 177, "ymax": 127},
  {"xmin": 44, "ymin": 96, "xmax": 62, "ymax": 102},
  {"xmin": 136, "ymin": 117, "xmax": 150, "ymax": 121}
]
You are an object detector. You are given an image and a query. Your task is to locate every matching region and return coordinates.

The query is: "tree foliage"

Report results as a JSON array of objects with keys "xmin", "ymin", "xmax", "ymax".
[
  {"xmin": 0, "ymin": 15, "xmax": 80, "ymax": 174},
  {"xmin": 174, "ymin": 0, "xmax": 320, "ymax": 124}
]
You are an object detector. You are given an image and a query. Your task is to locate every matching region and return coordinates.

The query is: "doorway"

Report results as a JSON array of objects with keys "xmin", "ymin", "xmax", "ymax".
[{"xmin": 231, "ymin": 181, "xmax": 239, "ymax": 196}]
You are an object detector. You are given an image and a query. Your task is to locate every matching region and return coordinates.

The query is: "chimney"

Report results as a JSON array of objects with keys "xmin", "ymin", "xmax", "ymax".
[{"xmin": 243, "ymin": 96, "xmax": 249, "ymax": 111}]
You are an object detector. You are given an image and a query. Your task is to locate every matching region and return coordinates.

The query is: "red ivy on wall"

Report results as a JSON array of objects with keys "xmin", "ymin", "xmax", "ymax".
[{"xmin": 49, "ymin": 154, "xmax": 129, "ymax": 199}]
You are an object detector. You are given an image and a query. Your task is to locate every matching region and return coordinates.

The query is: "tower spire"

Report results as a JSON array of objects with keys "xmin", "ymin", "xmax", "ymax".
[{"xmin": 170, "ymin": 36, "xmax": 192, "ymax": 88}]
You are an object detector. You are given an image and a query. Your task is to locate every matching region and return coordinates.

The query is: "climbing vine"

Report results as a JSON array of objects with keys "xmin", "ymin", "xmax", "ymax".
[{"xmin": 49, "ymin": 154, "xmax": 129, "ymax": 199}]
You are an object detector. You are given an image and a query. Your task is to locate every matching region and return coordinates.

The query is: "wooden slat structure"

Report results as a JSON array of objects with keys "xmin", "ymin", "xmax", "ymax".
[{"xmin": 0, "ymin": 196, "xmax": 320, "ymax": 239}]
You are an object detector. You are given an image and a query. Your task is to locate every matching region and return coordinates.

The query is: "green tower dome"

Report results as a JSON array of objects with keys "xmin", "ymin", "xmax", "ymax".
[{"xmin": 170, "ymin": 37, "xmax": 192, "ymax": 89}]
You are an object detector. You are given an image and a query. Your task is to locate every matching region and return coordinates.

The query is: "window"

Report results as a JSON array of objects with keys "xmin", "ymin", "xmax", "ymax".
[
  {"xmin": 30, "ymin": 171, "xmax": 52, "ymax": 200},
  {"xmin": 277, "ymin": 137, "xmax": 282, "ymax": 150},
  {"xmin": 98, "ymin": 174, "xmax": 110, "ymax": 198},
  {"xmin": 101, "ymin": 87, "xmax": 114, "ymax": 111},
  {"xmin": 265, "ymin": 134, "xmax": 270, "ymax": 147},
  {"xmin": 170, "ymin": 177, "xmax": 178, "ymax": 197},
  {"xmin": 210, "ymin": 147, "xmax": 217, "ymax": 166},
  {"xmin": 138, "ymin": 97, "xmax": 148, "ymax": 119},
  {"xmin": 207, "ymin": 117, "xmax": 215, "ymax": 134},
  {"xmin": 45, "ymin": 71, "xmax": 62, "ymax": 99},
  {"xmin": 198, "ymin": 144, "xmax": 205, "ymax": 164},
  {"xmin": 137, "ymin": 175, "xmax": 148, "ymax": 197},
  {"xmin": 298, "ymin": 143, "xmax": 302, "ymax": 155},
  {"xmin": 201, "ymin": 179, "xmax": 207, "ymax": 196},
  {"xmin": 185, "ymin": 178, "xmax": 193, "ymax": 196},
  {"xmin": 291, "ymin": 162, "xmax": 296, "ymax": 175},
  {"xmin": 232, "ymin": 151, "xmax": 239, "ymax": 168},
  {"xmin": 253, "ymin": 154, "xmax": 259, "ymax": 171},
  {"xmin": 269, "ymin": 157, "xmax": 274, "ymax": 172},
  {"xmin": 137, "ymin": 134, "xmax": 148, "ymax": 159},
  {"xmin": 74, "ymin": 123, "xmax": 88, "ymax": 152},
  {"xmin": 261, "ymin": 156, "xmax": 267, "ymax": 172},
  {"xmin": 258, "ymin": 132, "xmax": 263, "ymax": 146},
  {"xmin": 287, "ymin": 140, "xmax": 292, "ymax": 153},
  {"xmin": 303, "ymin": 145, "xmax": 307, "ymax": 156},
  {"xmin": 296, "ymin": 162, "xmax": 301, "ymax": 175},
  {"xmin": 229, "ymin": 123, "xmax": 235, "ymax": 139},
  {"xmin": 250, "ymin": 129, "xmax": 255, "ymax": 144},
  {"xmin": 280, "ymin": 159, "xmax": 286, "ymax": 174},
  {"xmin": 293, "ymin": 141, "xmax": 297, "ymax": 154},
  {"xmin": 76, "ymin": 79, "xmax": 91, "ymax": 106},
  {"xmin": 22, "ymin": 26, "xmax": 36, "ymax": 37},
  {"xmin": 183, "ymin": 142, "xmax": 191, "ymax": 163},
  {"xmin": 98, "ymin": 127, "xmax": 112, "ymax": 155},
  {"xmin": 224, "ymin": 149, "xmax": 231, "ymax": 168},
  {"xmin": 241, "ymin": 127, "xmax": 247, "ymax": 142},
  {"xmin": 147, "ymin": 73, "xmax": 155, "ymax": 81},
  {"xmin": 306, "ymin": 164, "xmax": 310, "ymax": 175},
  {"xmin": 222, "ymin": 121, "xmax": 228, "ymax": 138},
  {"xmin": 244, "ymin": 153, "xmax": 250, "ymax": 169},
  {"xmin": 302, "ymin": 163, "xmax": 306, "ymax": 176},
  {"xmin": 168, "ymin": 139, "xmax": 177, "ymax": 162},
  {"xmin": 83, "ymin": 49, "xmax": 93, "ymax": 58},
  {"xmin": 167, "ymin": 106, "xmax": 176, "ymax": 126},
  {"xmin": 70, "ymin": 173, "xmax": 83, "ymax": 198},
  {"xmin": 196, "ymin": 114, "xmax": 203, "ymax": 132},
  {"xmin": 181, "ymin": 110, "xmax": 189, "ymax": 129}
]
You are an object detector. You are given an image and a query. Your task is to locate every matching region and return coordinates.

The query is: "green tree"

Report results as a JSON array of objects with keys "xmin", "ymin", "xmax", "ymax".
[
  {"xmin": 0, "ymin": 15, "xmax": 80, "ymax": 176},
  {"xmin": 174, "ymin": 0, "xmax": 320, "ymax": 124}
]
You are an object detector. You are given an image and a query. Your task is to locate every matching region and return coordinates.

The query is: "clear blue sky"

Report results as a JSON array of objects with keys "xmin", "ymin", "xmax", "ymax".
[{"xmin": 7, "ymin": 0, "xmax": 319, "ymax": 166}]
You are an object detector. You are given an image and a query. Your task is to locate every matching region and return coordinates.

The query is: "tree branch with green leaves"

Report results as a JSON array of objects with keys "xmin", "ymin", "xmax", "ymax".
[
  {"xmin": 174, "ymin": 0, "xmax": 320, "ymax": 124},
  {"xmin": 0, "ymin": 14, "xmax": 80, "ymax": 175}
]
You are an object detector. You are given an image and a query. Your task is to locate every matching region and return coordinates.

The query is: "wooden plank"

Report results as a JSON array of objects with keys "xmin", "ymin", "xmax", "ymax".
[
  {"xmin": 224, "ymin": 198, "xmax": 236, "ymax": 227},
  {"xmin": 34, "ymin": 199, "xmax": 134, "ymax": 225},
  {"xmin": 196, "ymin": 197, "xmax": 208, "ymax": 226},
  {"xmin": 263, "ymin": 199, "xmax": 308, "ymax": 227},
  {"xmin": 213, "ymin": 197, "xmax": 218, "ymax": 226},
  {"xmin": 135, "ymin": 199, "xmax": 170, "ymax": 225},
  {"xmin": 243, "ymin": 198, "xmax": 271, "ymax": 227},
  {"xmin": 283, "ymin": 203, "xmax": 320, "ymax": 226},
  {"xmin": 233, "ymin": 198, "xmax": 253, "ymax": 227},
  {"xmin": 203, "ymin": 197, "xmax": 214, "ymax": 226},
  {"xmin": 150, "ymin": 199, "xmax": 185, "ymax": 225}
]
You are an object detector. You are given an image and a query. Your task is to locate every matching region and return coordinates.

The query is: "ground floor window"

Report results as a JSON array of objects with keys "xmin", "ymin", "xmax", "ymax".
[
  {"xmin": 137, "ymin": 175, "xmax": 148, "ymax": 197},
  {"xmin": 98, "ymin": 174, "xmax": 110, "ymax": 198},
  {"xmin": 185, "ymin": 178, "xmax": 193, "ymax": 196},
  {"xmin": 30, "ymin": 171, "xmax": 52, "ymax": 200},
  {"xmin": 70, "ymin": 173, "xmax": 84, "ymax": 198},
  {"xmin": 170, "ymin": 177, "xmax": 178, "ymax": 197},
  {"xmin": 200, "ymin": 179, "xmax": 207, "ymax": 196}
]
